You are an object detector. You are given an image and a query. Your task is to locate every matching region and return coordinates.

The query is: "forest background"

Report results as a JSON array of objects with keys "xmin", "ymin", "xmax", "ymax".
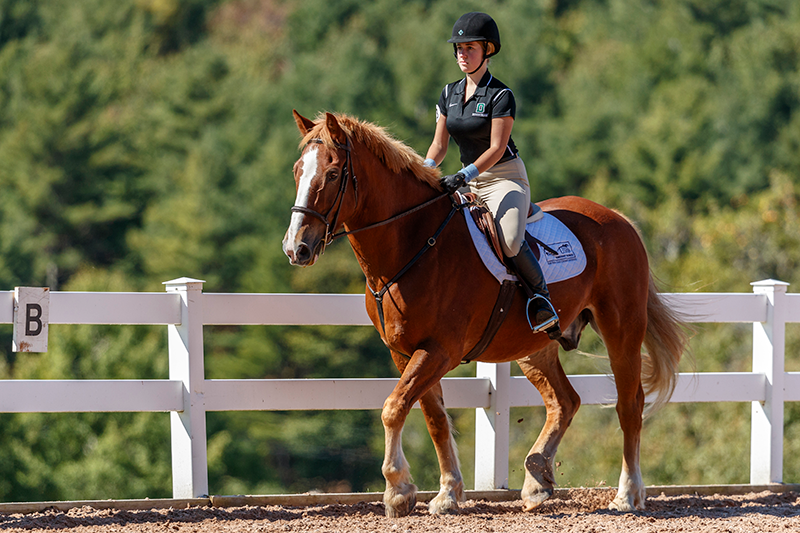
[{"xmin": 0, "ymin": 0, "xmax": 799, "ymax": 503}]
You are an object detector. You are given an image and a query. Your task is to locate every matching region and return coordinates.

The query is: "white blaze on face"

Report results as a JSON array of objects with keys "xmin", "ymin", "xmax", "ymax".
[{"xmin": 285, "ymin": 146, "xmax": 319, "ymax": 252}]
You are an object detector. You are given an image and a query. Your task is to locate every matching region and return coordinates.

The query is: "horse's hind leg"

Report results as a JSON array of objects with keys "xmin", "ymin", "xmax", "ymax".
[
  {"xmin": 419, "ymin": 382, "xmax": 464, "ymax": 514},
  {"xmin": 596, "ymin": 310, "xmax": 648, "ymax": 511},
  {"xmin": 516, "ymin": 343, "xmax": 581, "ymax": 511}
]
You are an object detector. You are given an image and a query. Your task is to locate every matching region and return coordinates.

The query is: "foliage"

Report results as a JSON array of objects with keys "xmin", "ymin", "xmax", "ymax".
[{"xmin": 0, "ymin": 0, "xmax": 798, "ymax": 501}]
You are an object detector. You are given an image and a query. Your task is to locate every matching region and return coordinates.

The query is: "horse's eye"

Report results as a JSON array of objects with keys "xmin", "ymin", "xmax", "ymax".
[{"xmin": 326, "ymin": 169, "xmax": 339, "ymax": 181}]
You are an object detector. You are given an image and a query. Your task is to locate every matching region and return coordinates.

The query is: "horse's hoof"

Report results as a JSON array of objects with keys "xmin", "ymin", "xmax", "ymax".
[
  {"xmin": 384, "ymin": 485, "xmax": 418, "ymax": 518},
  {"xmin": 609, "ymin": 494, "xmax": 645, "ymax": 512},
  {"xmin": 428, "ymin": 492, "xmax": 461, "ymax": 515},
  {"xmin": 522, "ymin": 452, "xmax": 555, "ymax": 511},
  {"xmin": 521, "ymin": 488, "xmax": 553, "ymax": 511}
]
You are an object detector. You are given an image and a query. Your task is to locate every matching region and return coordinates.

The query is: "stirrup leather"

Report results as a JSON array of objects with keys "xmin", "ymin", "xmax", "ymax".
[{"xmin": 525, "ymin": 294, "xmax": 559, "ymax": 333}]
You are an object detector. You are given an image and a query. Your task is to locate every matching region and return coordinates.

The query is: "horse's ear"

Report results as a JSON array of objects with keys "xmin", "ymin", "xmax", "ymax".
[
  {"xmin": 325, "ymin": 112, "xmax": 347, "ymax": 145},
  {"xmin": 293, "ymin": 109, "xmax": 315, "ymax": 135}
]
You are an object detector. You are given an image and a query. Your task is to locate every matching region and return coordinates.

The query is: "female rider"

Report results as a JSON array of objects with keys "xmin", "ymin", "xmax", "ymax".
[{"xmin": 423, "ymin": 12, "xmax": 560, "ymax": 337}]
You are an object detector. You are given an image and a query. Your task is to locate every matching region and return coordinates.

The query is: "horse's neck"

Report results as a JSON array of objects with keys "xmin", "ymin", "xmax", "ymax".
[{"xmin": 345, "ymin": 169, "xmax": 447, "ymax": 286}]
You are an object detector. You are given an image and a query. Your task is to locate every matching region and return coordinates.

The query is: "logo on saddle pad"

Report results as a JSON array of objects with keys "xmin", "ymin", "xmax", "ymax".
[{"xmin": 543, "ymin": 241, "xmax": 577, "ymax": 264}]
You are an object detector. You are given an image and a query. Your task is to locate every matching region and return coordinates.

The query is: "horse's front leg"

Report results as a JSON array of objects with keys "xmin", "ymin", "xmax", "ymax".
[
  {"xmin": 382, "ymin": 405, "xmax": 416, "ymax": 518},
  {"xmin": 419, "ymin": 382, "xmax": 463, "ymax": 514},
  {"xmin": 382, "ymin": 346, "xmax": 454, "ymax": 518}
]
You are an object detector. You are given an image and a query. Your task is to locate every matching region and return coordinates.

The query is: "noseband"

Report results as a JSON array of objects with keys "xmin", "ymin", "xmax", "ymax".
[{"xmin": 290, "ymin": 138, "xmax": 358, "ymax": 253}]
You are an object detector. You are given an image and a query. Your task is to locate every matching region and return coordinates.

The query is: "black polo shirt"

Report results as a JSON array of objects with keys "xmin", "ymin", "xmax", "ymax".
[{"xmin": 436, "ymin": 71, "xmax": 519, "ymax": 167}]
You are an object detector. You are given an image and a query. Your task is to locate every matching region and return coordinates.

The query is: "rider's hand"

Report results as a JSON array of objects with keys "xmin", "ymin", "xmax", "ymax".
[{"xmin": 440, "ymin": 172, "xmax": 466, "ymax": 193}]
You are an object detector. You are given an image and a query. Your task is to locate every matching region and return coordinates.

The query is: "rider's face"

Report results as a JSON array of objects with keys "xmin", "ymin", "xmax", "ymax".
[{"xmin": 455, "ymin": 41, "xmax": 484, "ymax": 73}]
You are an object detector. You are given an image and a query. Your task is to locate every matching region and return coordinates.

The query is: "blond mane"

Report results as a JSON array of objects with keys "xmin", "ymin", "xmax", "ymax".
[{"xmin": 299, "ymin": 113, "xmax": 442, "ymax": 189}]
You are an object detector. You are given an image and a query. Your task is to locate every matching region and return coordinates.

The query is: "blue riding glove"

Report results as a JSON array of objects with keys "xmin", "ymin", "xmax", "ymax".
[{"xmin": 440, "ymin": 172, "xmax": 466, "ymax": 193}]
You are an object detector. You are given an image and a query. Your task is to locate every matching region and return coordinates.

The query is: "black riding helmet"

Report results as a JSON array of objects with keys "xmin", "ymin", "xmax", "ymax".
[{"xmin": 447, "ymin": 12, "xmax": 501, "ymax": 58}]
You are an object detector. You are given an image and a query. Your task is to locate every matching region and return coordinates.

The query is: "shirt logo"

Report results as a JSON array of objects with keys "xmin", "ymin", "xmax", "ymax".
[{"xmin": 476, "ymin": 103, "xmax": 486, "ymax": 113}]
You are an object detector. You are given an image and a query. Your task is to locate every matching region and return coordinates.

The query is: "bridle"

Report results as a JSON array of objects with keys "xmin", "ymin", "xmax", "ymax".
[{"xmin": 290, "ymin": 138, "xmax": 357, "ymax": 256}]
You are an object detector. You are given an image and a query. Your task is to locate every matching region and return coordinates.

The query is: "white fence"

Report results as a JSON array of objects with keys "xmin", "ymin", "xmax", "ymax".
[{"xmin": 1, "ymin": 277, "xmax": 799, "ymax": 499}]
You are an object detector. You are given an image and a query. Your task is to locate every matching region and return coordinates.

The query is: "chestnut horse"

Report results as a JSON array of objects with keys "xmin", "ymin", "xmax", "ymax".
[{"xmin": 283, "ymin": 111, "xmax": 686, "ymax": 517}]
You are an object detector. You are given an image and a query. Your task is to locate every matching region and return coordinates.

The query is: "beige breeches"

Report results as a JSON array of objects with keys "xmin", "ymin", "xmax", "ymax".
[{"xmin": 466, "ymin": 157, "xmax": 531, "ymax": 257}]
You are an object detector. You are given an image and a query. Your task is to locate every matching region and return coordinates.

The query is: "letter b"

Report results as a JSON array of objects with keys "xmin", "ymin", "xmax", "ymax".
[{"xmin": 26, "ymin": 303, "xmax": 43, "ymax": 336}]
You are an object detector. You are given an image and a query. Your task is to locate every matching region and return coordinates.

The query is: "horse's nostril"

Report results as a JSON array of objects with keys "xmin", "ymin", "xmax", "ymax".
[{"xmin": 296, "ymin": 243, "xmax": 311, "ymax": 263}]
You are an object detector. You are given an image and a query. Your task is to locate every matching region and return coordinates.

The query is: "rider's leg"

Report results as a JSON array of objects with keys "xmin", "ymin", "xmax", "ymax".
[
  {"xmin": 470, "ymin": 158, "xmax": 560, "ymax": 337},
  {"xmin": 468, "ymin": 158, "xmax": 530, "ymax": 257}
]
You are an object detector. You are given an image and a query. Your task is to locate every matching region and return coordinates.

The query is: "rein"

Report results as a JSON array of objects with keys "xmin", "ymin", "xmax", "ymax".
[{"xmin": 332, "ymin": 192, "xmax": 448, "ymax": 240}]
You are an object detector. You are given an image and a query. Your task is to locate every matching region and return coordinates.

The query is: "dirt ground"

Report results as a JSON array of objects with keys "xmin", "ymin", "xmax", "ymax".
[{"xmin": 1, "ymin": 489, "xmax": 798, "ymax": 532}]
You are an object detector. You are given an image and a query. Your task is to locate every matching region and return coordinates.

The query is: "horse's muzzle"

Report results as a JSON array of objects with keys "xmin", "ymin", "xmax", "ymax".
[{"xmin": 282, "ymin": 229, "xmax": 323, "ymax": 267}]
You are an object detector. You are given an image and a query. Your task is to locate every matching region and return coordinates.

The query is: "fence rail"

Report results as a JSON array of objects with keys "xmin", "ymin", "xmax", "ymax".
[{"xmin": 0, "ymin": 277, "xmax": 797, "ymax": 499}]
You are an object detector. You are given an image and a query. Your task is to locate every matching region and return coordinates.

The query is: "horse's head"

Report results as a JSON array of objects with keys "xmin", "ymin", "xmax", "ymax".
[{"xmin": 283, "ymin": 110, "xmax": 358, "ymax": 266}]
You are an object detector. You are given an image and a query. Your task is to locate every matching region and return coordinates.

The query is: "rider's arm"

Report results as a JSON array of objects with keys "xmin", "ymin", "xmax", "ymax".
[
  {"xmin": 424, "ymin": 114, "xmax": 450, "ymax": 166},
  {"xmin": 471, "ymin": 116, "xmax": 514, "ymax": 175}
]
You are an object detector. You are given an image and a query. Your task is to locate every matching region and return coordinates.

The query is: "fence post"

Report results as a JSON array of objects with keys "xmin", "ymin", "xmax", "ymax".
[
  {"xmin": 750, "ymin": 279, "xmax": 788, "ymax": 485},
  {"xmin": 164, "ymin": 277, "xmax": 209, "ymax": 498},
  {"xmin": 474, "ymin": 361, "xmax": 511, "ymax": 490}
]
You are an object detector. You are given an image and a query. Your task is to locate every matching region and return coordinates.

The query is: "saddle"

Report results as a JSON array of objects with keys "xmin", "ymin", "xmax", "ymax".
[{"xmin": 462, "ymin": 192, "xmax": 545, "ymax": 266}]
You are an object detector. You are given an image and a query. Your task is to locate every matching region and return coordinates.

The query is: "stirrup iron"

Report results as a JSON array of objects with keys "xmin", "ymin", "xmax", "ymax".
[{"xmin": 525, "ymin": 294, "xmax": 559, "ymax": 335}]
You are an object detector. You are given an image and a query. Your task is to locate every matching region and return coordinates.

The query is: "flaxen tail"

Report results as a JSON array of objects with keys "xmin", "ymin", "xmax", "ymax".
[{"xmin": 641, "ymin": 275, "xmax": 689, "ymax": 415}]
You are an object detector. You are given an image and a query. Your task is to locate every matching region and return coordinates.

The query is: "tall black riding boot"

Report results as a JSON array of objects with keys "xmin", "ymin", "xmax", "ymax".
[{"xmin": 508, "ymin": 241, "xmax": 561, "ymax": 338}]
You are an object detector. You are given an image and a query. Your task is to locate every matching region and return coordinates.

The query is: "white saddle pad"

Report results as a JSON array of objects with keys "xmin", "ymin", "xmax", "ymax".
[{"xmin": 462, "ymin": 203, "xmax": 587, "ymax": 285}]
